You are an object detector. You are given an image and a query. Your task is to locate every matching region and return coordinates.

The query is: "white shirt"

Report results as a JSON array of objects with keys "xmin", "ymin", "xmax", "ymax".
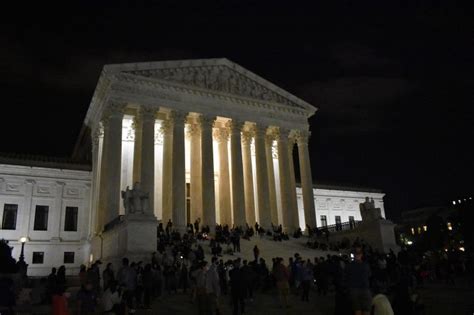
[
  {"xmin": 372, "ymin": 294, "xmax": 394, "ymax": 315},
  {"xmin": 102, "ymin": 289, "xmax": 121, "ymax": 312}
]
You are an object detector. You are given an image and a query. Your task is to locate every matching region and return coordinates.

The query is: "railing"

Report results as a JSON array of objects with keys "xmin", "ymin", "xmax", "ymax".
[
  {"xmin": 317, "ymin": 220, "xmax": 362, "ymax": 234},
  {"xmin": 103, "ymin": 215, "xmax": 125, "ymax": 232}
]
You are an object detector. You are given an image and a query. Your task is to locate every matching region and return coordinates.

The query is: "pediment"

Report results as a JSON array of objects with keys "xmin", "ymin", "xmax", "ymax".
[{"xmin": 104, "ymin": 58, "xmax": 316, "ymax": 114}]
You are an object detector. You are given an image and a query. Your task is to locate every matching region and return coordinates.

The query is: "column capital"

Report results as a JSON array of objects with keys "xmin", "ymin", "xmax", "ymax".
[
  {"xmin": 103, "ymin": 100, "xmax": 126, "ymax": 118},
  {"xmin": 138, "ymin": 106, "xmax": 157, "ymax": 121},
  {"xmin": 275, "ymin": 127, "xmax": 291, "ymax": 141},
  {"xmin": 91, "ymin": 124, "xmax": 104, "ymax": 146},
  {"xmin": 160, "ymin": 118, "xmax": 173, "ymax": 135},
  {"xmin": 226, "ymin": 119, "xmax": 246, "ymax": 134},
  {"xmin": 186, "ymin": 122, "xmax": 201, "ymax": 138},
  {"xmin": 254, "ymin": 124, "xmax": 268, "ymax": 137},
  {"xmin": 295, "ymin": 130, "xmax": 310, "ymax": 145},
  {"xmin": 241, "ymin": 130, "xmax": 254, "ymax": 145},
  {"xmin": 288, "ymin": 132, "xmax": 297, "ymax": 145},
  {"xmin": 265, "ymin": 127, "xmax": 279, "ymax": 142},
  {"xmin": 169, "ymin": 110, "xmax": 188, "ymax": 125},
  {"xmin": 213, "ymin": 127, "xmax": 230, "ymax": 143},
  {"xmin": 199, "ymin": 115, "xmax": 216, "ymax": 129}
]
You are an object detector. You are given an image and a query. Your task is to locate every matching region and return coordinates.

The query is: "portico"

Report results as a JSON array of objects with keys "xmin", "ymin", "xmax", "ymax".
[{"xmin": 86, "ymin": 58, "xmax": 318, "ymax": 244}]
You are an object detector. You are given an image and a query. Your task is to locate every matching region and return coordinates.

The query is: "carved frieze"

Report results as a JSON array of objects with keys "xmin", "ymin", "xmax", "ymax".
[{"xmin": 124, "ymin": 65, "xmax": 304, "ymax": 110}]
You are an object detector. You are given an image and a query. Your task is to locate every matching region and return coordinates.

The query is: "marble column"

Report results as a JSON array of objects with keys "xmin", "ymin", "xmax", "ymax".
[
  {"xmin": 139, "ymin": 107, "xmax": 156, "ymax": 215},
  {"xmin": 241, "ymin": 130, "xmax": 256, "ymax": 225},
  {"xmin": 132, "ymin": 116, "xmax": 143, "ymax": 183},
  {"xmin": 102, "ymin": 102, "xmax": 125, "ymax": 225},
  {"xmin": 228, "ymin": 120, "xmax": 246, "ymax": 228},
  {"xmin": 161, "ymin": 118, "xmax": 173, "ymax": 224},
  {"xmin": 288, "ymin": 134, "xmax": 300, "ymax": 230},
  {"xmin": 296, "ymin": 130, "xmax": 317, "ymax": 229},
  {"xmin": 97, "ymin": 119, "xmax": 110, "ymax": 232},
  {"xmin": 200, "ymin": 115, "xmax": 216, "ymax": 230},
  {"xmin": 254, "ymin": 125, "xmax": 271, "ymax": 228},
  {"xmin": 265, "ymin": 132, "xmax": 279, "ymax": 225},
  {"xmin": 277, "ymin": 128, "xmax": 293, "ymax": 232},
  {"xmin": 188, "ymin": 120, "xmax": 202, "ymax": 223},
  {"xmin": 171, "ymin": 110, "xmax": 187, "ymax": 232},
  {"xmin": 215, "ymin": 125, "xmax": 232, "ymax": 226},
  {"xmin": 91, "ymin": 126, "xmax": 103, "ymax": 235}
]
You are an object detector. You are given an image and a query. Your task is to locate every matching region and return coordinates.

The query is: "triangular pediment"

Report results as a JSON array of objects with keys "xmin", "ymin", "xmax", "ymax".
[{"xmin": 104, "ymin": 58, "xmax": 316, "ymax": 114}]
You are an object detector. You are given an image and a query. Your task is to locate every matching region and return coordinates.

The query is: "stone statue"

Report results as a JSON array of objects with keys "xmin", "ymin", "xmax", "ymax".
[
  {"xmin": 121, "ymin": 182, "xmax": 149, "ymax": 214},
  {"xmin": 359, "ymin": 197, "xmax": 382, "ymax": 222}
]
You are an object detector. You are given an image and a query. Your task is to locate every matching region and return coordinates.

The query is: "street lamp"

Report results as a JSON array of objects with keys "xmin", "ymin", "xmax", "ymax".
[{"xmin": 19, "ymin": 237, "xmax": 28, "ymax": 262}]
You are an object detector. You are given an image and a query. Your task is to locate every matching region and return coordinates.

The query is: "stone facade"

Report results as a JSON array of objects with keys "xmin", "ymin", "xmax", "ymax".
[
  {"xmin": 0, "ymin": 163, "xmax": 92, "ymax": 276},
  {"xmin": 0, "ymin": 58, "xmax": 388, "ymax": 275}
]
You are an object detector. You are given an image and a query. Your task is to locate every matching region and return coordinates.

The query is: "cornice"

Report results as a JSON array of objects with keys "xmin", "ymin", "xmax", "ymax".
[
  {"xmin": 103, "ymin": 58, "xmax": 318, "ymax": 114},
  {"xmin": 112, "ymin": 73, "xmax": 309, "ymax": 120}
]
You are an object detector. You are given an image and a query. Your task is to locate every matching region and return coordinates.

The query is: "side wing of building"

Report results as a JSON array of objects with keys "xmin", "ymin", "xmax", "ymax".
[{"xmin": 0, "ymin": 163, "xmax": 92, "ymax": 276}]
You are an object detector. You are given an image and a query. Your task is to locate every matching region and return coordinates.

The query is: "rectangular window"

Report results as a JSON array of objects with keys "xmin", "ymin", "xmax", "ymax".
[
  {"xmin": 349, "ymin": 216, "xmax": 355, "ymax": 222},
  {"xmin": 33, "ymin": 205, "xmax": 49, "ymax": 231},
  {"xmin": 320, "ymin": 215, "xmax": 327, "ymax": 227},
  {"xmin": 335, "ymin": 215, "xmax": 342, "ymax": 230},
  {"xmin": 64, "ymin": 252, "xmax": 75, "ymax": 264},
  {"xmin": 64, "ymin": 207, "xmax": 78, "ymax": 231},
  {"xmin": 2, "ymin": 204, "xmax": 18, "ymax": 230},
  {"xmin": 32, "ymin": 252, "xmax": 44, "ymax": 264}
]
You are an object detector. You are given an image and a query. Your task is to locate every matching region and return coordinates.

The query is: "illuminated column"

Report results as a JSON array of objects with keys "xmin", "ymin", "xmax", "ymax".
[
  {"xmin": 288, "ymin": 133, "xmax": 299, "ymax": 229},
  {"xmin": 277, "ymin": 128, "xmax": 294, "ymax": 232},
  {"xmin": 171, "ymin": 110, "xmax": 187, "ymax": 232},
  {"xmin": 254, "ymin": 125, "xmax": 271, "ymax": 228},
  {"xmin": 296, "ymin": 130, "xmax": 317, "ymax": 229},
  {"xmin": 228, "ymin": 120, "xmax": 246, "ymax": 227},
  {"xmin": 139, "ymin": 107, "xmax": 156, "ymax": 215},
  {"xmin": 161, "ymin": 117, "xmax": 173, "ymax": 224},
  {"xmin": 91, "ymin": 125, "xmax": 103, "ymax": 234},
  {"xmin": 188, "ymin": 119, "xmax": 202, "ymax": 223},
  {"xmin": 200, "ymin": 115, "xmax": 216, "ymax": 230},
  {"xmin": 97, "ymin": 119, "xmax": 109, "ymax": 231},
  {"xmin": 132, "ymin": 116, "xmax": 142, "ymax": 183},
  {"xmin": 242, "ymin": 130, "xmax": 256, "ymax": 225},
  {"xmin": 215, "ymin": 125, "xmax": 232, "ymax": 225},
  {"xmin": 265, "ymin": 132, "xmax": 279, "ymax": 225},
  {"xmin": 102, "ymin": 101, "xmax": 125, "ymax": 224}
]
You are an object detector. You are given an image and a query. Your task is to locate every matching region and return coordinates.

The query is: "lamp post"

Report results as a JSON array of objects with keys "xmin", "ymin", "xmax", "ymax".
[
  {"xmin": 17, "ymin": 237, "xmax": 28, "ymax": 277},
  {"xmin": 19, "ymin": 236, "xmax": 27, "ymax": 262}
]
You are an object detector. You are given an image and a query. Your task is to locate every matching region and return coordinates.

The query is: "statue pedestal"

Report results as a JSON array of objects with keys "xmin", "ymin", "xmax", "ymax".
[{"xmin": 101, "ymin": 213, "xmax": 157, "ymax": 264}]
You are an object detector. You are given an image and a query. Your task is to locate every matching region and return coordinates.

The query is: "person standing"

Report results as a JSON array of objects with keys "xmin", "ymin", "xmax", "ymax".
[
  {"xmin": 194, "ymin": 261, "xmax": 209, "ymax": 315},
  {"xmin": 116, "ymin": 258, "xmax": 137, "ymax": 314},
  {"xmin": 346, "ymin": 247, "xmax": 372, "ymax": 315},
  {"xmin": 301, "ymin": 261, "xmax": 313, "ymax": 302},
  {"xmin": 273, "ymin": 257, "xmax": 290, "ymax": 308},
  {"xmin": 229, "ymin": 259, "xmax": 245, "ymax": 315},
  {"xmin": 253, "ymin": 245, "xmax": 260, "ymax": 262},
  {"xmin": 103, "ymin": 263, "xmax": 115, "ymax": 292},
  {"xmin": 206, "ymin": 257, "xmax": 221, "ymax": 314}
]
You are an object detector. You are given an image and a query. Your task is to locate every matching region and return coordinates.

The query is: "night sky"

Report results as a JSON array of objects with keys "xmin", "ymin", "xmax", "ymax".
[{"xmin": 1, "ymin": 2, "xmax": 473, "ymax": 221}]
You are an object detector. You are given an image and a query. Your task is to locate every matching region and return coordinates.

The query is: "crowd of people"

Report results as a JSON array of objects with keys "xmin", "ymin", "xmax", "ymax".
[{"xmin": 1, "ymin": 220, "xmax": 473, "ymax": 315}]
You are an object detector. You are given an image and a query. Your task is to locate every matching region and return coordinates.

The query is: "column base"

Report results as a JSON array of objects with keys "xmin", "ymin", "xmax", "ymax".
[{"xmin": 101, "ymin": 213, "xmax": 158, "ymax": 264}]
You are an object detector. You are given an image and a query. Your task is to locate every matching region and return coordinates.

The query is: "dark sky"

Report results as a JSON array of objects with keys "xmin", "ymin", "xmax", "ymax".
[{"xmin": 1, "ymin": 2, "xmax": 473, "ymax": 221}]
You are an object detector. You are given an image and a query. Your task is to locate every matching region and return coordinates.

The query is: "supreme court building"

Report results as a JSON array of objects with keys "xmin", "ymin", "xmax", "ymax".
[{"xmin": 0, "ymin": 59, "xmax": 385, "ymax": 275}]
